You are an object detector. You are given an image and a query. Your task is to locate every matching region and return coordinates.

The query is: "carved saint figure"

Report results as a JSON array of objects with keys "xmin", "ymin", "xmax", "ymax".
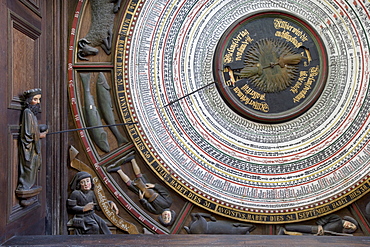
[
  {"xmin": 278, "ymin": 214, "xmax": 358, "ymax": 236},
  {"xmin": 184, "ymin": 213, "xmax": 255, "ymax": 234},
  {"xmin": 107, "ymin": 153, "xmax": 176, "ymax": 226},
  {"xmin": 16, "ymin": 88, "xmax": 48, "ymax": 206},
  {"xmin": 67, "ymin": 171, "xmax": 118, "ymax": 234}
]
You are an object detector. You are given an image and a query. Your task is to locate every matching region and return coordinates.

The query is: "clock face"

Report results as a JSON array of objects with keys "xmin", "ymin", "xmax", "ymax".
[
  {"xmin": 214, "ymin": 12, "xmax": 327, "ymax": 123},
  {"xmin": 69, "ymin": 0, "xmax": 370, "ymax": 226}
]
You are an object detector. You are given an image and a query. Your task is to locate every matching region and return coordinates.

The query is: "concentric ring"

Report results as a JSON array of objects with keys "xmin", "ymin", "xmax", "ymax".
[{"xmin": 115, "ymin": 0, "xmax": 370, "ymax": 222}]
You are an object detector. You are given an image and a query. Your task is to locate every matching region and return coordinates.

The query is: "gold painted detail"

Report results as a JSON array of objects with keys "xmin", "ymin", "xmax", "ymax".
[
  {"xmin": 291, "ymin": 65, "xmax": 320, "ymax": 103},
  {"xmin": 233, "ymin": 85, "xmax": 269, "ymax": 112},
  {"xmin": 274, "ymin": 18, "xmax": 308, "ymax": 47},
  {"xmin": 224, "ymin": 29, "xmax": 254, "ymax": 64},
  {"xmin": 235, "ymin": 38, "xmax": 304, "ymax": 93}
]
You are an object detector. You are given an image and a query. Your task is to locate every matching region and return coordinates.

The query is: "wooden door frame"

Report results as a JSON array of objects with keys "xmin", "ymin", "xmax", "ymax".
[{"xmin": 43, "ymin": 0, "xmax": 69, "ymax": 236}]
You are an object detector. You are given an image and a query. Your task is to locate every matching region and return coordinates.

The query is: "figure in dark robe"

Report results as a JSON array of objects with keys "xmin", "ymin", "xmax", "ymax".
[
  {"xmin": 67, "ymin": 171, "xmax": 117, "ymax": 234},
  {"xmin": 278, "ymin": 214, "xmax": 358, "ymax": 236},
  {"xmin": 106, "ymin": 153, "xmax": 176, "ymax": 226},
  {"xmin": 184, "ymin": 213, "xmax": 255, "ymax": 234},
  {"xmin": 16, "ymin": 88, "xmax": 48, "ymax": 206}
]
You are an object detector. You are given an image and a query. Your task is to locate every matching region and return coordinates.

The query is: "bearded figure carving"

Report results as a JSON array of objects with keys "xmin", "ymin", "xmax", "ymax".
[{"xmin": 15, "ymin": 88, "xmax": 48, "ymax": 206}]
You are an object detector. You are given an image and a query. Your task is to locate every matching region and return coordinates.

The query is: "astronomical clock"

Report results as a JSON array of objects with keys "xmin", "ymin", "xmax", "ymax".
[{"xmin": 68, "ymin": 0, "xmax": 370, "ymax": 234}]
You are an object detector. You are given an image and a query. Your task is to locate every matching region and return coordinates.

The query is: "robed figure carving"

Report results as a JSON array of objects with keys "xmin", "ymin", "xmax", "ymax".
[
  {"xmin": 106, "ymin": 153, "xmax": 176, "ymax": 226},
  {"xmin": 16, "ymin": 88, "xmax": 48, "ymax": 206},
  {"xmin": 184, "ymin": 213, "xmax": 255, "ymax": 234},
  {"xmin": 278, "ymin": 214, "xmax": 358, "ymax": 236},
  {"xmin": 67, "ymin": 171, "xmax": 118, "ymax": 234}
]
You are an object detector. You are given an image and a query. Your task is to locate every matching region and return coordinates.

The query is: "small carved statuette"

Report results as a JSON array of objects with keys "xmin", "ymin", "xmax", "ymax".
[
  {"xmin": 106, "ymin": 153, "xmax": 176, "ymax": 226},
  {"xmin": 184, "ymin": 213, "xmax": 256, "ymax": 234},
  {"xmin": 77, "ymin": 0, "xmax": 122, "ymax": 60},
  {"xmin": 278, "ymin": 214, "xmax": 358, "ymax": 236},
  {"xmin": 15, "ymin": 88, "xmax": 48, "ymax": 207},
  {"xmin": 67, "ymin": 171, "xmax": 118, "ymax": 234}
]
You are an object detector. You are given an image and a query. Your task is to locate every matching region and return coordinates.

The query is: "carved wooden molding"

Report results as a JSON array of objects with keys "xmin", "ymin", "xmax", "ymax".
[{"xmin": 19, "ymin": 0, "xmax": 41, "ymax": 17}]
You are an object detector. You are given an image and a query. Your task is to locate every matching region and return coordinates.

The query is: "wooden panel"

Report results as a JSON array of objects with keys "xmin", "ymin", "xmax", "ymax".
[
  {"xmin": 19, "ymin": 0, "xmax": 41, "ymax": 16},
  {"xmin": 9, "ymin": 126, "xmax": 19, "ymax": 208},
  {"xmin": 7, "ymin": 11, "xmax": 41, "ymax": 109}
]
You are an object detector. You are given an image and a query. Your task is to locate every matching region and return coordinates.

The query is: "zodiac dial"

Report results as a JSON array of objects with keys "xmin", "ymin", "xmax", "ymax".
[{"xmin": 214, "ymin": 12, "xmax": 327, "ymax": 123}]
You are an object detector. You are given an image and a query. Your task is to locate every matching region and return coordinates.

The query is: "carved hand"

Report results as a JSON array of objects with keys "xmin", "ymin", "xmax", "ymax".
[
  {"xmin": 83, "ymin": 202, "xmax": 96, "ymax": 212},
  {"xmin": 235, "ymin": 64, "xmax": 262, "ymax": 77},
  {"xmin": 40, "ymin": 129, "xmax": 49, "ymax": 139},
  {"xmin": 109, "ymin": 201, "xmax": 119, "ymax": 215},
  {"xmin": 139, "ymin": 190, "xmax": 144, "ymax": 199},
  {"xmin": 317, "ymin": 225, "xmax": 324, "ymax": 236},
  {"xmin": 145, "ymin": 183, "xmax": 155, "ymax": 189}
]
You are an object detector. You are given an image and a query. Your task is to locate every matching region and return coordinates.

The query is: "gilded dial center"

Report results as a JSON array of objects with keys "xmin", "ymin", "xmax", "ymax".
[
  {"xmin": 239, "ymin": 38, "xmax": 301, "ymax": 93},
  {"xmin": 214, "ymin": 12, "xmax": 327, "ymax": 123}
]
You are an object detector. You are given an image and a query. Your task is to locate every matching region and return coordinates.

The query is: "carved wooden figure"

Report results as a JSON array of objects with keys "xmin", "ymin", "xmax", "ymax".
[
  {"xmin": 15, "ymin": 88, "xmax": 48, "ymax": 207},
  {"xmin": 96, "ymin": 72, "xmax": 127, "ymax": 145},
  {"xmin": 67, "ymin": 171, "xmax": 119, "ymax": 235},
  {"xmin": 106, "ymin": 153, "xmax": 176, "ymax": 226},
  {"xmin": 184, "ymin": 213, "xmax": 256, "ymax": 234},
  {"xmin": 278, "ymin": 214, "xmax": 358, "ymax": 236},
  {"xmin": 80, "ymin": 73, "xmax": 110, "ymax": 152},
  {"xmin": 78, "ymin": 0, "xmax": 122, "ymax": 60}
]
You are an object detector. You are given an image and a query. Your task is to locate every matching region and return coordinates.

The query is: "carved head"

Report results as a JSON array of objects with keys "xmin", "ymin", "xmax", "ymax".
[
  {"xmin": 342, "ymin": 216, "xmax": 358, "ymax": 233},
  {"xmin": 23, "ymin": 88, "xmax": 42, "ymax": 100},
  {"xmin": 78, "ymin": 38, "xmax": 99, "ymax": 60},
  {"xmin": 158, "ymin": 209, "xmax": 176, "ymax": 227},
  {"xmin": 70, "ymin": 171, "xmax": 95, "ymax": 191},
  {"xmin": 23, "ymin": 88, "xmax": 42, "ymax": 114},
  {"xmin": 79, "ymin": 177, "xmax": 92, "ymax": 192}
]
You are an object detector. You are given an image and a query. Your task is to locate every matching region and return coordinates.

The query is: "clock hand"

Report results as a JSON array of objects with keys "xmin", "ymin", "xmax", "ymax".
[
  {"xmin": 278, "ymin": 54, "xmax": 307, "ymax": 68},
  {"xmin": 233, "ymin": 63, "xmax": 262, "ymax": 77},
  {"xmin": 163, "ymin": 81, "xmax": 216, "ymax": 107},
  {"xmin": 46, "ymin": 122, "xmax": 138, "ymax": 135},
  {"xmin": 259, "ymin": 54, "xmax": 307, "ymax": 70},
  {"xmin": 230, "ymin": 54, "xmax": 306, "ymax": 84}
]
